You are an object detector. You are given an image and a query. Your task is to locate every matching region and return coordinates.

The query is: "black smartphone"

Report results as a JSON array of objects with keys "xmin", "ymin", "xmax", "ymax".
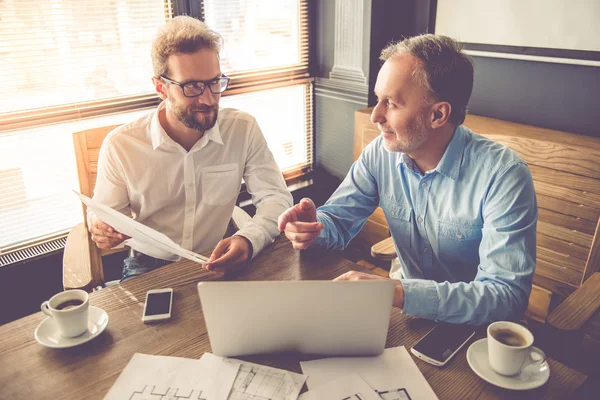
[
  {"xmin": 142, "ymin": 288, "xmax": 173, "ymax": 323},
  {"xmin": 410, "ymin": 323, "xmax": 475, "ymax": 366}
]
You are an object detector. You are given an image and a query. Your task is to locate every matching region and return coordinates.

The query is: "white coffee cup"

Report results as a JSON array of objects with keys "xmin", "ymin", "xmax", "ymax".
[
  {"xmin": 487, "ymin": 321, "xmax": 546, "ymax": 376},
  {"xmin": 41, "ymin": 289, "xmax": 89, "ymax": 338}
]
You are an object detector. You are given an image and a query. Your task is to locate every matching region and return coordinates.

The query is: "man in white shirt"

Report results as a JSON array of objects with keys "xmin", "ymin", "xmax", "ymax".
[{"xmin": 89, "ymin": 16, "xmax": 292, "ymax": 280}]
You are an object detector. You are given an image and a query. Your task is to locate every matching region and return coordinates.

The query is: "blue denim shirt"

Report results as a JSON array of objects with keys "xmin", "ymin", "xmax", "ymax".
[{"xmin": 314, "ymin": 125, "xmax": 537, "ymax": 325}]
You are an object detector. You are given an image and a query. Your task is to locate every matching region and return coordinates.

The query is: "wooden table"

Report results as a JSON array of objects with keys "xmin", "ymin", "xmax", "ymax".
[{"xmin": 0, "ymin": 236, "xmax": 587, "ymax": 399}]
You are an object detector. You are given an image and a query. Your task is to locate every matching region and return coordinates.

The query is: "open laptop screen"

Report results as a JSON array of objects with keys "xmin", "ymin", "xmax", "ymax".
[{"xmin": 198, "ymin": 280, "xmax": 395, "ymax": 357}]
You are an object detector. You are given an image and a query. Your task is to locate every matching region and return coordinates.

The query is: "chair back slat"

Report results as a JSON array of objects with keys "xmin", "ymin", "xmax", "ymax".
[
  {"xmin": 537, "ymin": 233, "xmax": 590, "ymax": 261},
  {"xmin": 69, "ymin": 125, "xmax": 121, "ymax": 289},
  {"xmin": 537, "ymin": 194, "xmax": 598, "ymax": 221},
  {"xmin": 538, "ymin": 208, "xmax": 597, "ymax": 236},
  {"xmin": 529, "ymin": 165, "xmax": 600, "ymax": 195},
  {"xmin": 534, "ymin": 181, "xmax": 600, "ymax": 210}
]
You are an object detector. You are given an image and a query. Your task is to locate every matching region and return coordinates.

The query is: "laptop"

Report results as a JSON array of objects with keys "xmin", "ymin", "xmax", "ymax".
[{"xmin": 197, "ymin": 280, "xmax": 395, "ymax": 357}]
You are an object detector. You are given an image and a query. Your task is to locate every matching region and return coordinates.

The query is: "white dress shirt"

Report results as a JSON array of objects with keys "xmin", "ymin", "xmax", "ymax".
[{"xmin": 91, "ymin": 101, "xmax": 292, "ymax": 261}]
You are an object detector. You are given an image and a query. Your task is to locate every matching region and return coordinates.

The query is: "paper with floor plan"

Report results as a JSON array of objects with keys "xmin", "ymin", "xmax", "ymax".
[
  {"xmin": 298, "ymin": 373, "xmax": 381, "ymax": 400},
  {"xmin": 300, "ymin": 346, "xmax": 438, "ymax": 400},
  {"xmin": 202, "ymin": 353, "xmax": 307, "ymax": 400},
  {"xmin": 104, "ymin": 353, "xmax": 239, "ymax": 400},
  {"xmin": 75, "ymin": 191, "xmax": 209, "ymax": 263}
]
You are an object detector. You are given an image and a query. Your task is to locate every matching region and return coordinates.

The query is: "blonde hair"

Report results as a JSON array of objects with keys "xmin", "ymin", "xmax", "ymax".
[
  {"xmin": 380, "ymin": 34, "xmax": 474, "ymax": 126},
  {"xmin": 151, "ymin": 16, "xmax": 223, "ymax": 77}
]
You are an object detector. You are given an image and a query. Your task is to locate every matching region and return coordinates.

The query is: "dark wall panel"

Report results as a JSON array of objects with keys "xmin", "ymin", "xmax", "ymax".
[{"xmin": 469, "ymin": 56, "xmax": 600, "ymax": 137}]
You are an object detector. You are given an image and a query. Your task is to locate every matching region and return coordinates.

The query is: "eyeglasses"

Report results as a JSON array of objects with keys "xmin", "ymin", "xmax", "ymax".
[{"xmin": 160, "ymin": 75, "xmax": 230, "ymax": 98}]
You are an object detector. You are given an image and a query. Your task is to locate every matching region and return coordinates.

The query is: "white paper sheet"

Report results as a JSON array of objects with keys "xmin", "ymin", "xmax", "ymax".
[
  {"xmin": 203, "ymin": 353, "xmax": 307, "ymax": 400},
  {"xmin": 104, "ymin": 353, "xmax": 239, "ymax": 400},
  {"xmin": 300, "ymin": 346, "xmax": 438, "ymax": 400},
  {"xmin": 298, "ymin": 373, "xmax": 381, "ymax": 400},
  {"xmin": 76, "ymin": 191, "xmax": 209, "ymax": 263}
]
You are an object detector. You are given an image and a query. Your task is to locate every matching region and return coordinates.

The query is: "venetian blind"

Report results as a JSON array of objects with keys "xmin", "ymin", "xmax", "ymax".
[
  {"xmin": 0, "ymin": 0, "xmax": 172, "ymax": 132},
  {"xmin": 203, "ymin": 0, "xmax": 310, "ymax": 93}
]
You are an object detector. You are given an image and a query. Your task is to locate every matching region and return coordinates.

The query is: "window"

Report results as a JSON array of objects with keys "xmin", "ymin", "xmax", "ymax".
[
  {"xmin": 202, "ymin": 0, "xmax": 313, "ymax": 180},
  {"xmin": 0, "ymin": 0, "xmax": 312, "ymax": 253}
]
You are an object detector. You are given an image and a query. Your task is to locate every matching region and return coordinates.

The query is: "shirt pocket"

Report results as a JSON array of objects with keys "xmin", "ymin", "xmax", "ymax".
[
  {"xmin": 437, "ymin": 220, "xmax": 482, "ymax": 262},
  {"xmin": 201, "ymin": 163, "xmax": 240, "ymax": 206},
  {"xmin": 380, "ymin": 199, "xmax": 412, "ymax": 249}
]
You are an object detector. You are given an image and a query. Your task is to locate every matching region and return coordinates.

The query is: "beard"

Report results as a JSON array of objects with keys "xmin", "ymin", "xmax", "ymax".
[
  {"xmin": 168, "ymin": 99, "xmax": 219, "ymax": 132},
  {"xmin": 381, "ymin": 107, "xmax": 429, "ymax": 153}
]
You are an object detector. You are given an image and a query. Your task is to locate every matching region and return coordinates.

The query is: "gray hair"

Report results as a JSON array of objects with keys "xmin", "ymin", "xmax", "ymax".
[{"xmin": 380, "ymin": 34, "xmax": 474, "ymax": 126}]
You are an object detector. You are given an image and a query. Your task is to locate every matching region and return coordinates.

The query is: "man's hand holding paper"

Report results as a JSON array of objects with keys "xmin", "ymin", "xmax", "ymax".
[
  {"xmin": 76, "ymin": 192, "xmax": 209, "ymax": 264},
  {"xmin": 205, "ymin": 235, "xmax": 252, "ymax": 274},
  {"xmin": 89, "ymin": 214, "xmax": 130, "ymax": 250}
]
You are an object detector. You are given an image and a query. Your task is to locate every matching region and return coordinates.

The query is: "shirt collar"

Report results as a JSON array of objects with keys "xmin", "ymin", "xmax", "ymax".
[
  {"xmin": 149, "ymin": 101, "xmax": 224, "ymax": 150},
  {"xmin": 394, "ymin": 125, "xmax": 466, "ymax": 180},
  {"xmin": 434, "ymin": 125, "xmax": 466, "ymax": 180},
  {"xmin": 204, "ymin": 117, "xmax": 224, "ymax": 146}
]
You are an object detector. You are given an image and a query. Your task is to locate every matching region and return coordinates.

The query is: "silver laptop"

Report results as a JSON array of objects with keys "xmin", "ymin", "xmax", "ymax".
[{"xmin": 197, "ymin": 280, "xmax": 395, "ymax": 357}]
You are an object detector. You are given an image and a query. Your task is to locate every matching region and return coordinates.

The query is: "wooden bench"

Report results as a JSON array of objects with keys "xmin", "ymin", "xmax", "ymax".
[{"xmin": 355, "ymin": 108, "xmax": 600, "ymax": 349}]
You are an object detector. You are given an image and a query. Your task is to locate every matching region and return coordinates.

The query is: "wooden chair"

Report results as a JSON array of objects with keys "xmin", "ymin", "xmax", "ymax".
[
  {"xmin": 355, "ymin": 108, "xmax": 600, "ymax": 355},
  {"xmin": 63, "ymin": 125, "xmax": 252, "ymax": 292},
  {"xmin": 63, "ymin": 125, "xmax": 124, "ymax": 292}
]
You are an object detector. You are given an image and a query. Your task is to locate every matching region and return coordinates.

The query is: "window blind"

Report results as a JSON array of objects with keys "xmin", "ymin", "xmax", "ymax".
[
  {"xmin": 0, "ymin": 0, "xmax": 171, "ymax": 251},
  {"xmin": 202, "ymin": 0, "xmax": 311, "ymax": 94},
  {"xmin": 0, "ymin": 0, "xmax": 171, "ymax": 132}
]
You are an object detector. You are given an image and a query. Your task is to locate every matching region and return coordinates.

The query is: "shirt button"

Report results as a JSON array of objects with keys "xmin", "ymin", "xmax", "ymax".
[
  {"xmin": 424, "ymin": 247, "xmax": 429, "ymax": 253},
  {"xmin": 417, "ymin": 217, "xmax": 423, "ymax": 223},
  {"xmin": 456, "ymin": 233, "xmax": 463, "ymax": 239},
  {"xmin": 421, "ymin": 182, "xmax": 427, "ymax": 188}
]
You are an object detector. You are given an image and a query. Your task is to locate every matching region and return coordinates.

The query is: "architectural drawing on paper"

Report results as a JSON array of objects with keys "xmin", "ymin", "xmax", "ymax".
[
  {"xmin": 129, "ymin": 384, "xmax": 207, "ymax": 400},
  {"xmin": 339, "ymin": 387, "xmax": 412, "ymax": 400},
  {"xmin": 228, "ymin": 364, "xmax": 298, "ymax": 400},
  {"xmin": 377, "ymin": 388, "xmax": 411, "ymax": 400},
  {"xmin": 342, "ymin": 394, "xmax": 369, "ymax": 400}
]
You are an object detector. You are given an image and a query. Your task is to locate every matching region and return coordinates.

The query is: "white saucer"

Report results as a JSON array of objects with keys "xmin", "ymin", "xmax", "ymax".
[
  {"xmin": 34, "ymin": 306, "xmax": 109, "ymax": 349},
  {"xmin": 466, "ymin": 338, "xmax": 550, "ymax": 390}
]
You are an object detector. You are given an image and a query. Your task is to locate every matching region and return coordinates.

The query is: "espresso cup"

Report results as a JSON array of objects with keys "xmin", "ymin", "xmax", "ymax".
[
  {"xmin": 487, "ymin": 321, "xmax": 546, "ymax": 376},
  {"xmin": 41, "ymin": 289, "xmax": 89, "ymax": 337}
]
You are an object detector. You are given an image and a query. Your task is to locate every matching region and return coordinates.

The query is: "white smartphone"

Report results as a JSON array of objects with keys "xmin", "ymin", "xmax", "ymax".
[
  {"xmin": 142, "ymin": 288, "xmax": 173, "ymax": 323},
  {"xmin": 410, "ymin": 323, "xmax": 475, "ymax": 367}
]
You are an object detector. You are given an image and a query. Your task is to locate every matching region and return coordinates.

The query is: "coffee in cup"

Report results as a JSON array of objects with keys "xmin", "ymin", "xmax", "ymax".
[
  {"xmin": 55, "ymin": 299, "xmax": 84, "ymax": 311},
  {"xmin": 41, "ymin": 289, "xmax": 89, "ymax": 337},
  {"xmin": 487, "ymin": 321, "xmax": 546, "ymax": 376},
  {"xmin": 490, "ymin": 328, "xmax": 528, "ymax": 347}
]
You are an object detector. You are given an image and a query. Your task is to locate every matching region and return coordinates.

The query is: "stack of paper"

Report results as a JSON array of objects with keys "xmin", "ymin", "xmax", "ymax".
[{"xmin": 299, "ymin": 346, "xmax": 438, "ymax": 400}]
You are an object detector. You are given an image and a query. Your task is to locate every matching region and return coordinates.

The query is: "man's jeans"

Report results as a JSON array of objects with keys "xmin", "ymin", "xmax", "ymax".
[{"xmin": 121, "ymin": 250, "xmax": 171, "ymax": 282}]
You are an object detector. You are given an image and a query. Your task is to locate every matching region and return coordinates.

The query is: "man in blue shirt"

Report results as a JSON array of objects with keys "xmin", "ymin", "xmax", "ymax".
[{"xmin": 278, "ymin": 34, "xmax": 537, "ymax": 325}]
